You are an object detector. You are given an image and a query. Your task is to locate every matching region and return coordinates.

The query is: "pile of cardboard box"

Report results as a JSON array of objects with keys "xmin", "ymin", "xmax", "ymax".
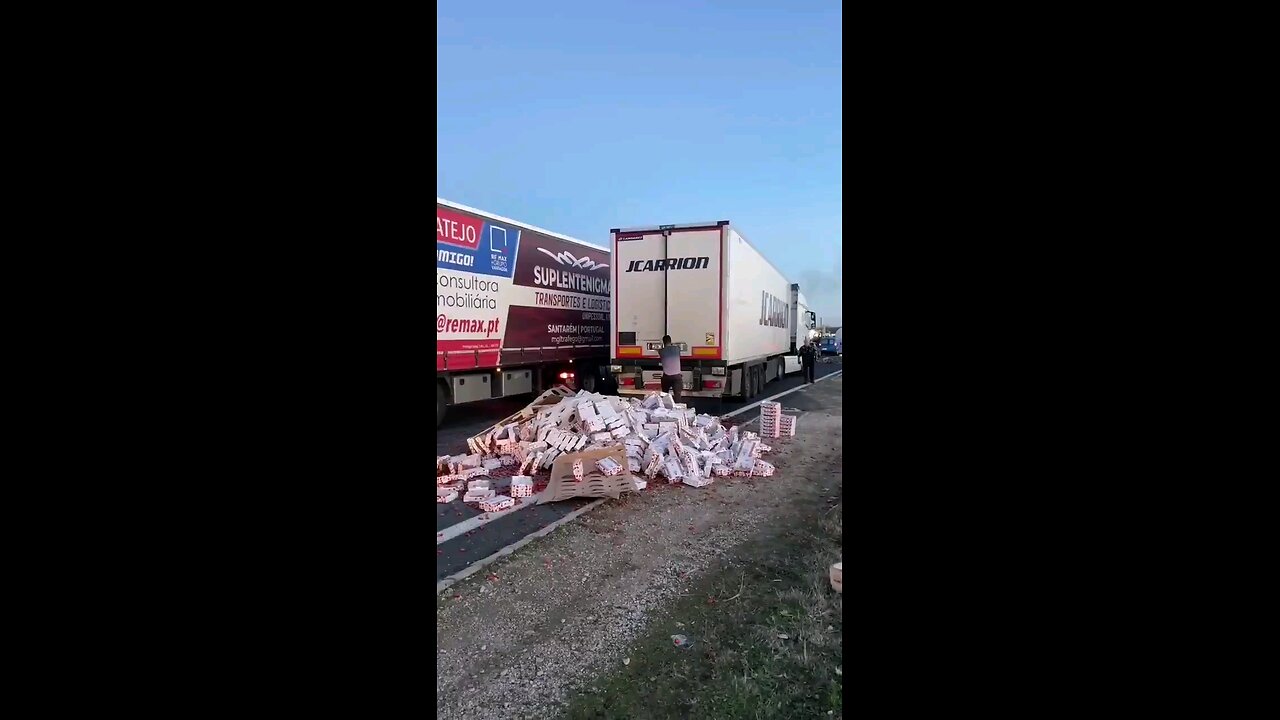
[{"xmin": 435, "ymin": 386, "xmax": 785, "ymax": 501}]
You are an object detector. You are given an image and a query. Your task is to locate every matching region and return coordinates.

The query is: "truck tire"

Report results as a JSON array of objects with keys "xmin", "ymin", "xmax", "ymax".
[
  {"xmin": 579, "ymin": 372, "xmax": 597, "ymax": 393},
  {"xmin": 744, "ymin": 366, "xmax": 757, "ymax": 400}
]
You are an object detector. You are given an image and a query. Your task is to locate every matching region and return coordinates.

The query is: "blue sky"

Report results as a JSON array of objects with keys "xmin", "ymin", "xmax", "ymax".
[{"xmin": 437, "ymin": 0, "xmax": 843, "ymax": 327}]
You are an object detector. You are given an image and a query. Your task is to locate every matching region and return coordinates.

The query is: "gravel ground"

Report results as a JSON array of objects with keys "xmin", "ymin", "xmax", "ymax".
[{"xmin": 435, "ymin": 376, "xmax": 843, "ymax": 720}]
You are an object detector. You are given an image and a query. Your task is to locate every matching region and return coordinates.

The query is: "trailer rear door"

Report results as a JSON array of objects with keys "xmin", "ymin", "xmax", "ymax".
[
  {"xmin": 613, "ymin": 225, "xmax": 723, "ymax": 361},
  {"xmin": 664, "ymin": 228, "xmax": 722, "ymax": 360},
  {"xmin": 613, "ymin": 232, "xmax": 667, "ymax": 360}
]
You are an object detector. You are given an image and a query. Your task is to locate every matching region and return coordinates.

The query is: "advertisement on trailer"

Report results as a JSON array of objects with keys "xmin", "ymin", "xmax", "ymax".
[{"xmin": 437, "ymin": 202, "xmax": 611, "ymax": 370}]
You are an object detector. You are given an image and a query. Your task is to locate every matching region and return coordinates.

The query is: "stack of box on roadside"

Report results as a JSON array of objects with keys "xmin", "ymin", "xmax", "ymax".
[
  {"xmin": 759, "ymin": 400, "xmax": 799, "ymax": 439},
  {"xmin": 759, "ymin": 401, "xmax": 782, "ymax": 438},
  {"xmin": 779, "ymin": 414, "xmax": 797, "ymax": 437}
]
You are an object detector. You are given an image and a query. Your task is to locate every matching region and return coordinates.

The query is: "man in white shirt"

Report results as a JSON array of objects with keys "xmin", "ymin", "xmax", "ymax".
[{"xmin": 658, "ymin": 335, "xmax": 683, "ymax": 404}]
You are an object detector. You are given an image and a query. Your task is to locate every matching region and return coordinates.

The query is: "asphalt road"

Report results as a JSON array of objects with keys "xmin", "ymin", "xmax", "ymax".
[{"xmin": 435, "ymin": 358, "xmax": 842, "ymax": 581}]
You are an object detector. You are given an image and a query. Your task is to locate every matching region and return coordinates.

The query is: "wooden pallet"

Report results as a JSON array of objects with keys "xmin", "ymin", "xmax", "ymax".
[{"xmin": 464, "ymin": 384, "xmax": 576, "ymax": 451}]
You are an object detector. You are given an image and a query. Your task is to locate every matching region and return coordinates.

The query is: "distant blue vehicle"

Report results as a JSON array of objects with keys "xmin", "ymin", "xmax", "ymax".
[{"xmin": 819, "ymin": 337, "xmax": 841, "ymax": 355}]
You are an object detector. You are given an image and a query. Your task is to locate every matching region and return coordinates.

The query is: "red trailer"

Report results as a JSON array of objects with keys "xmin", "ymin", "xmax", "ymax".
[{"xmin": 436, "ymin": 198, "xmax": 611, "ymax": 426}]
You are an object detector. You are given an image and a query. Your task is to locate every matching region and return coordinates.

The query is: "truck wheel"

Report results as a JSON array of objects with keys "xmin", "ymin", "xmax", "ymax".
[
  {"xmin": 579, "ymin": 373, "xmax": 597, "ymax": 393},
  {"xmin": 744, "ymin": 367, "xmax": 756, "ymax": 399}
]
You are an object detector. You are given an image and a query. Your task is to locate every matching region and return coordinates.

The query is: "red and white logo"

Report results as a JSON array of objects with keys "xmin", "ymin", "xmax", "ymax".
[{"xmin": 437, "ymin": 207, "xmax": 483, "ymax": 251}]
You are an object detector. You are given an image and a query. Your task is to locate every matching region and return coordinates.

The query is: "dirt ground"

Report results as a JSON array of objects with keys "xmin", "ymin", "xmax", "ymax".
[{"xmin": 435, "ymin": 376, "xmax": 843, "ymax": 720}]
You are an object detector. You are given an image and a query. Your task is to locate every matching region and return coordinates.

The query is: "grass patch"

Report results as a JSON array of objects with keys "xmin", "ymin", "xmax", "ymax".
[{"xmin": 562, "ymin": 502, "xmax": 843, "ymax": 719}]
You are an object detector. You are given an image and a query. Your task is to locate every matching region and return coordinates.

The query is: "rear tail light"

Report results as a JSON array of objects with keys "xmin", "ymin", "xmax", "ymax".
[{"xmin": 558, "ymin": 371, "xmax": 576, "ymax": 379}]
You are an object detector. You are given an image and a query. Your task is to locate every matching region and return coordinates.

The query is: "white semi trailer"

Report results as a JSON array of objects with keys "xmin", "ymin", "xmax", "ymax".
[{"xmin": 608, "ymin": 221, "xmax": 812, "ymax": 399}]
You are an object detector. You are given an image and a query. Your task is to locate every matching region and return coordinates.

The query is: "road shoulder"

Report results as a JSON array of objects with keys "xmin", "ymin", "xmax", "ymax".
[{"xmin": 435, "ymin": 377, "xmax": 843, "ymax": 720}]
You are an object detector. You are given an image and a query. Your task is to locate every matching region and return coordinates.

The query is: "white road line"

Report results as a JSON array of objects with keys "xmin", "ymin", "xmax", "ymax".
[
  {"xmin": 437, "ymin": 498, "xmax": 607, "ymax": 594},
  {"xmin": 721, "ymin": 369, "xmax": 843, "ymax": 419},
  {"xmin": 437, "ymin": 490, "xmax": 545, "ymax": 545}
]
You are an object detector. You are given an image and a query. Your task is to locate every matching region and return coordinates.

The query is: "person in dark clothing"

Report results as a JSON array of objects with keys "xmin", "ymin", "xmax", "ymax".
[
  {"xmin": 799, "ymin": 340, "xmax": 817, "ymax": 383},
  {"xmin": 658, "ymin": 335, "xmax": 683, "ymax": 404}
]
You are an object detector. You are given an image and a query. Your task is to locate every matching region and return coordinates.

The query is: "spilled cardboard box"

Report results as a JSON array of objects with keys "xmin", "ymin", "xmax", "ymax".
[{"xmin": 539, "ymin": 445, "xmax": 640, "ymax": 503}]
